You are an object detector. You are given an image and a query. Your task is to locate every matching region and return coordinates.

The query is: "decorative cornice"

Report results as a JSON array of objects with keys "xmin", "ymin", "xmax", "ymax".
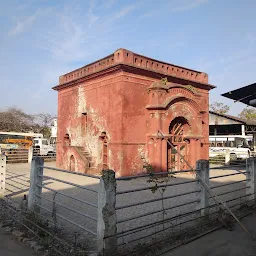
[
  {"xmin": 53, "ymin": 64, "xmax": 123, "ymax": 91},
  {"xmin": 148, "ymin": 77, "xmax": 169, "ymax": 90},
  {"xmin": 146, "ymin": 95, "xmax": 202, "ymax": 111},
  {"xmin": 54, "ymin": 48, "xmax": 215, "ymax": 91},
  {"xmin": 148, "ymin": 78, "xmax": 201, "ymax": 95},
  {"xmin": 53, "ymin": 63, "xmax": 215, "ymax": 91}
]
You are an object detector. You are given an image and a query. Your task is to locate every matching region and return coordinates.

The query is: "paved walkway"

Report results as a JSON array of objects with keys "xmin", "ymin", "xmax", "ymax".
[
  {"xmin": 0, "ymin": 229, "xmax": 36, "ymax": 256},
  {"xmin": 162, "ymin": 212, "xmax": 256, "ymax": 256}
]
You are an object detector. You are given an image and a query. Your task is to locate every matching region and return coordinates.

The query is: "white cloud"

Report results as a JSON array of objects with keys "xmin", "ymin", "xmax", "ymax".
[
  {"xmin": 113, "ymin": 5, "xmax": 137, "ymax": 19},
  {"xmin": 171, "ymin": 0, "xmax": 208, "ymax": 12},
  {"xmin": 7, "ymin": 8, "xmax": 50, "ymax": 36},
  {"xmin": 41, "ymin": 16, "xmax": 89, "ymax": 62},
  {"xmin": 2, "ymin": 1, "xmax": 139, "ymax": 113},
  {"xmin": 8, "ymin": 13, "xmax": 37, "ymax": 36},
  {"xmin": 141, "ymin": 0, "xmax": 208, "ymax": 18},
  {"xmin": 87, "ymin": 0, "xmax": 99, "ymax": 27},
  {"xmin": 37, "ymin": 2, "xmax": 138, "ymax": 64},
  {"xmin": 104, "ymin": 0, "xmax": 117, "ymax": 8}
]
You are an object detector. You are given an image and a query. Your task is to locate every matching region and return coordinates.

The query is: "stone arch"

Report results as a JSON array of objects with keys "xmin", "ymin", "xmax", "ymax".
[
  {"xmin": 64, "ymin": 133, "xmax": 71, "ymax": 146},
  {"xmin": 164, "ymin": 96, "xmax": 202, "ymax": 113},
  {"xmin": 167, "ymin": 116, "xmax": 192, "ymax": 171},
  {"xmin": 167, "ymin": 84, "xmax": 200, "ymax": 96},
  {"xmin": 70, "ymin": 155, "xmax": 76, "ymax": 172},
  {"xmin": 169, "ymin": 116, "xmax": 191, "ymax": 136},
  {"xmin": 163, "ymin": 99, "xmax": 201, "ymax": 136}
]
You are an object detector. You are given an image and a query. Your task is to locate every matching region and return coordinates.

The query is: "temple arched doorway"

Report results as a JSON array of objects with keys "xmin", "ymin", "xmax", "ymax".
[
  {"xmin": 70, "ymin": 155, "xmax": 75, "ymax": 172},
  {"xmin": 167, "ymin": 117, "xmax": 190, "ymax": 171}
]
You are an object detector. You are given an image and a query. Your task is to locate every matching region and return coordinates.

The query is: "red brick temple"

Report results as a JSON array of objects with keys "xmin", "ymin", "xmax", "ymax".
[{"xmin": 53, "ymin": 49, "xmax": 215, "ymax": 176}]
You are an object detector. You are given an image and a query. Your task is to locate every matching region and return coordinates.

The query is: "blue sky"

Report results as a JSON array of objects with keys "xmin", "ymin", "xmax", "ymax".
[{"xmin": 1, "ymin": 0, "xmax": 256, "ymax": 116}]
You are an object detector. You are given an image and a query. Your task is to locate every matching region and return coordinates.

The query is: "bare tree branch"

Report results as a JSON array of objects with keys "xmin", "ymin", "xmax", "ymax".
[{"xmin": 210, "ymin": 101, "xmax": 230, "ymax": 114}]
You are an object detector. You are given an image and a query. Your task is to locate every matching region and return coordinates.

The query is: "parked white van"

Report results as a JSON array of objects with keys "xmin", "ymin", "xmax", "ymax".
[
  {"xmin": 33, "ymin": 137, "xmax": 56, "ymax": 156},
  {"xmin": 209, "ymin": 135, "xmax": 251, "ymax": 160}
]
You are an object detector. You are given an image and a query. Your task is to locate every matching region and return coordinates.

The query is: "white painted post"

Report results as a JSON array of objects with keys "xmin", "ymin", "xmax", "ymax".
[
  {"xmin": 196, "ymin": 160, "xmax": 210, "ymax": 217},
  {"xmin": 28, "ymin": 157, "xmax": 44, "ymax": 212},
  {"xmin": 97, "ymin": 170, "xmax": 117, "ymax": 256},
  {"xmin": 0, "ymin": 155, "xmax": 6, "ymax": 198},
  {"xmin": 253, "ymin": 134, "xmax": 256, "ymax": 153},
  {"xmin": 28, "ymin": 146, "xmax": 33, "ymax": 163},
  {"xmin": 241, "ymin": 125, "xmax": 245, "ymax": 136},
  {"xmin": 246, "ymin": 157, "xmax": 256, "ymax": 204},
  {"xmin": 225, "ymin": 149, "xmax": 230, "ymax": 165}
]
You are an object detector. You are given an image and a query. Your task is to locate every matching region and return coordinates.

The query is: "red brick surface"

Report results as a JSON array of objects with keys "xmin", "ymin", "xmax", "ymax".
[{"xmin": 54, "ymin": 49, "xmax": 213, "ymax": 176}]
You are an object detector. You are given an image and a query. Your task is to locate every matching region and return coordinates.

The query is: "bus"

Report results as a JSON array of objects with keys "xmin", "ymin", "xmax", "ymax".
[
  {"xmin": 209, "ymin": 135, "xmax": 252, "ymax": 160},
  {"xmin": 0, "ymin": 132, "xmax": 43, "ymax": 149}
]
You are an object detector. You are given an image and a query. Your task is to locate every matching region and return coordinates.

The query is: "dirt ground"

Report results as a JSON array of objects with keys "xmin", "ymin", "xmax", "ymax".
[
  {"xmin": 162, "ymin": 211, "xmax": 256, "ymax": 256},
  {"xmin": 0, "ymin": 228, "xmax": 36, "ymax": 256}
]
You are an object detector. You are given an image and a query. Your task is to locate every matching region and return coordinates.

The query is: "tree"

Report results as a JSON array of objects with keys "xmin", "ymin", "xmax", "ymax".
[
  {"xmin": 36, "ymin": 113, "xmax": 54, "ymax": 127},
  {"xmin": 0, "ymin": 107, "xmax": 39, "ymax": 132},
  {"xmin": 210, "ymin": 101, "xmax": 230, "ymax": 114},
  {"xmin": 0, "ymin": 108, "xmax": 55, "ymax": 137},
  {"xmin": 35, "ymin": 113, "xmax": 55, "ymax": 138},
  {"xmin": 239, "ymin": 107, "xmax": 256, "ymax": 121},
  {"xmin": 40, "ymin": 126, "xmax": 52, "ymax": 138}
]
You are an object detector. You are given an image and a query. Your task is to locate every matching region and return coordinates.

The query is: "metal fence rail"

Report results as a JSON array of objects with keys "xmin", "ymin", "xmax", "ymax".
[
  {"xmin": 1, "ymin": 156, "xmax": 256, "ymax": 256},
  {"xmin": 4, "ymin": 168, "xmax": 30, "ymax": 200},
  {"xmin": 208, "ymin": 163, "xmax": 249, "ymax": 218},
  {"xmin": 28, "ymin": 159, "xmax": 100, "ymax": 240},
  {"xmin": 2, "ymin": 148, "xmax": 29, "ymax": 163},
  {"xmin": 2, "ymin": 157, "xmax": 100, "ymax": 255},
  {"xmin": 115, "ymin": 169, "xmax": 200, "ymax": 255},
  {"xmin": 43, "ymin": 165, "xmax": 100, "ymax": 178},
  {"xmin": 209, "ymin": 150, "xmax": 249, "ymax": 166},
  {"xmin": 1, "ymin": 147, "xmax": 56, "ymax": 163},
  {"xmin": 116, "ymin": 188, "xmax": 199, "ymax": 210},
  {"xmin": 116, "ymin": 179, "xmax": 196, "ymax": 194},
  {"xmin": 113, "ymin": 160, "xmax": 254, "ymax": 256}
]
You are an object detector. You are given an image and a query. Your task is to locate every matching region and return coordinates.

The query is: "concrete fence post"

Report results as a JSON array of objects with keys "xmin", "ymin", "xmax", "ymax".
[
  {"xmin": 246, "ymin": 157, "xmax": 256, "ymax": 204},
  {"xmin": 196, "ymin": 160, "xmax": 210, "ymax": 217},
  {"xmin": 28, "ymin": 146, "xmax": 33, "ymax": 163},
  {"xmin": 28, "ymin": 157, "xmax": 44, "ymax": 212},
  {"xmin": 225, "ymin": 149, "xmax": 230, "ymax": 165},
  {"xmin": 97, "ymin": 170, "xmax": 117, "ymax": 256},
  {"xmin": 0, "ymin": 155, "xmax": 6, "ymax": 198}
]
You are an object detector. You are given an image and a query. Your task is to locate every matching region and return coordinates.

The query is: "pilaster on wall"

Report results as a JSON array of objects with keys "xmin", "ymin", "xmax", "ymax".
[{"xmin": 147, "ymin": 136, "xmax": 167, "ymax": 172}]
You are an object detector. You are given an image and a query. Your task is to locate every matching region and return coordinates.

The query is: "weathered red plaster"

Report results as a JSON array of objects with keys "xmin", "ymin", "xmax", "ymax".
[{"xmin": 53, "ymin": 49, "xmax": 214, "ymax": 176}]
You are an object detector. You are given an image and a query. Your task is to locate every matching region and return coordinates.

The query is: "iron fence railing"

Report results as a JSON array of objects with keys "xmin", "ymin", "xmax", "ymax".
[
  {"xmin": 34, "ymin": 163, "xmax": 100, "ymax": 241},
  {"xmin": 113, "ymin": 161, "xmax": 253, "ymax": 255},
  {"xmin": 208, "ymin": 163, "xmax": 249, "ymax": 216},
  {"xmin": 209, "ymin": 150, "xmax": 250, "ymax": 166},
  {"xmin": 1, "ymin": 147, "xmax": 56, "ymax": 163},
  {"xmin": 3, "ymin": 159, "xmax": 100, "ymax": 255},
  {"xmin": 1, "ymin": 156, "xmax": 256, "ymax": 256},
  {"xmin": 2, "ymin": 148, "xmax": 29, "ymax": 163}
]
